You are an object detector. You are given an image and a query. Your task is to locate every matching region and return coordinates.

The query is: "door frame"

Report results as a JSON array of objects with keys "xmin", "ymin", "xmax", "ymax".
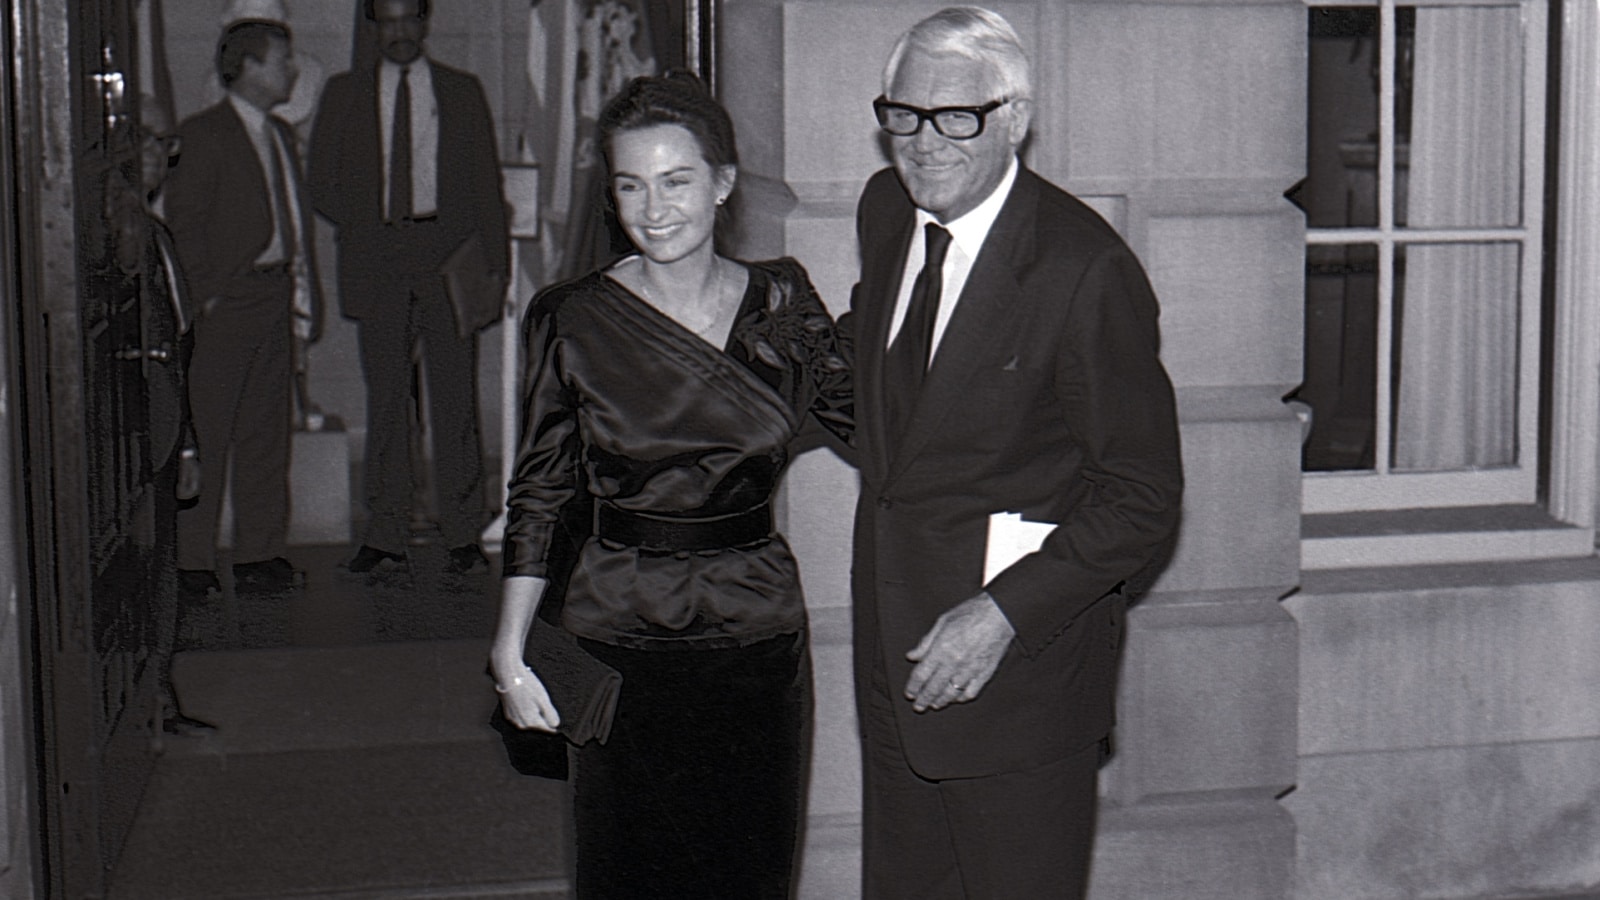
[
  {"xmin": 11, "ymin": 0, "xmax": 98, "ymax": 891},
  {"xmin": 2, "ymin": 0, "xmax": 46, "ymax": 895},
  {"xmin": 8, "ymin": 0, "xmax": 161, "ymax": 895}
]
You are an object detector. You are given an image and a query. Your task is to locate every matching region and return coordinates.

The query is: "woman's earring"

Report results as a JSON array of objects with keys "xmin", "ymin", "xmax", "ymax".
[{"xmin": 715, "ymin": 196, "xmax": 727, "ymax": 206}]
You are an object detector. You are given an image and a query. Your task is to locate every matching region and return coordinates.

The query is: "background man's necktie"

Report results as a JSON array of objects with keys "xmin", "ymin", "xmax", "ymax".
[
  {"xmin": 389, "ymin": 67, "xmax": 412, "ymax": 222},
  {"xmin": 885, "ymin": 222, "xmax": 953, "ymax": 445},
  {"xmin": 267, "ymin": 125, "xmax": 295, "ymax": 265}
]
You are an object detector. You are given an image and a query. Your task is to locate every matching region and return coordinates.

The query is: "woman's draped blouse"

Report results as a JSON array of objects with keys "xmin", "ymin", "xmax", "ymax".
[{"xmin": 503, "ymin": 257, "xmax": 853, "ymax": 649}]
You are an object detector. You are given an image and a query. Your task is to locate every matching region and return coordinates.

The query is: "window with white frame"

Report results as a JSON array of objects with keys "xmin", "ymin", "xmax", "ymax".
[{"xmin": 1292, "ymin": 0, "xmax": 1547, "ymax": 515}]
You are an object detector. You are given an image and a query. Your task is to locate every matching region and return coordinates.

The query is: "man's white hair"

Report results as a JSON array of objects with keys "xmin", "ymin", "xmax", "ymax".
[{"xmin": 882, "ymin": 6, "xmax": 1032, "ymax": 103}]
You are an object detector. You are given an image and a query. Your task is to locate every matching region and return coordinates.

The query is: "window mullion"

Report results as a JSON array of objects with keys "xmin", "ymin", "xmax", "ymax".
[
  {"xmin": 1374, "ymin": 0, "xmax": 1397, "ymax": 476},
  {"xmin": 1518, "ymin": 0, "xmax": 1547, "ymax": 487}
]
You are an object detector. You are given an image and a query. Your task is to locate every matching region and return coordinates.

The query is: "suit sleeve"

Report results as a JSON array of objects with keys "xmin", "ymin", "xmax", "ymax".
[
  {"xmin": 984, "ymin": 242, "xmax": 1184, "ymax": 657},
  {"xmin": 460, "ymin": 76, "xmax": 510, "ymax": 275},
  {"xmin": 835, "ymin": 175, "xmax": 879, "ymax": 413},
  {"xmin": 279, "ymin": 124, "xmax": 324, "ymax": 345},
  {"xmin": 502, "ymin": 290, "xmax": 580, "ymax": 578},
  {"xmin": 771, "ymin": 259, "xmax": 855, "ymax": 453},
  {"xmin": 306, "ymin": 76, "xmax": 351, "ymax": 227}
]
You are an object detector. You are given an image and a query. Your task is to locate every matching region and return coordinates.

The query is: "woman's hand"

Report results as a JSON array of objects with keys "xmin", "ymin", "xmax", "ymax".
[
  {"xmin": 492, "ymin": 575, "xmax": 558, "ymax": 731},
  {"xmin": 494, "ymin": 660, "xmax": 561, "ymax": 733},
  {"xmin": 177, "ymin": 446, "xmax": 202, "ymax": 501}
]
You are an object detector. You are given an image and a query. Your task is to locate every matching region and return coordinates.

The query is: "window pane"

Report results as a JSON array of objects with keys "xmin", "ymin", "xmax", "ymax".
[
  {"xmin": 1302, "ymin": 8, "xmax": 1382, "ymax": 229},
  {"xmin": 1300, "ymin": 243, "xmax": 1379, "ymax": 472},
  {"xmin": 1396, "ymin": 5, "xmax": 1524, "ymax": 228},
  {"xmin": 1391, "ymin": 241, "xmax": 1520, "ymax": 472}
]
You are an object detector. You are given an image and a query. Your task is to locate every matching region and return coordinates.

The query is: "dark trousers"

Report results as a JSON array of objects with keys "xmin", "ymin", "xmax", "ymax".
[
  {"xmin": 572, "ymin": 631, "xmax": 809, "ymax": 900},
  {"xmin": 176, "ymin": 270, "xmax": 292, "ymax": 570},
  {"xmin": 354, "ymin": 278, "xmax": 484, "ymax": 553},
  {"xmin": 860, "ymin": 648, "xmax": 1101, "ymax": 899}
]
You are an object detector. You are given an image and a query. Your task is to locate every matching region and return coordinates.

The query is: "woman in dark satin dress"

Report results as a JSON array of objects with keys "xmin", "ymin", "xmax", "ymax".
[{"xmin": 490, "ymin": 71, "xmax": 851, "ymax": 899}]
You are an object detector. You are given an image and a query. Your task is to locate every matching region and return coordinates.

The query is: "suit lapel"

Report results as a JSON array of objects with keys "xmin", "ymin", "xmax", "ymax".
[
  {"xmin": 350, "ymin": 66, "xmax": 385, "ymax": 216},
  {"xmin": 860, "ymin": 183, "xmax": 917, "ymax": 482},
  {"xmin": 884, "ymin": 170, "xmax": 1041, "ymax": 484},
  {"xmin": 217, "ymin": 103, "xmax": 274, "ymax": 250}
]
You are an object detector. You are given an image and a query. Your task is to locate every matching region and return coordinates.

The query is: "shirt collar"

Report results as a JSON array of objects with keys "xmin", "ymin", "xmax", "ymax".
[
  {"xmin": 227, "ymin": 92, "xmax": 269, "ymax": 133},
  {"xmin": 915, "ymin": 156, "xmax": 1019, "ymax": 259},
  {"xmin": 382, "ymin": 56, "xmax": 429, "ymax": 79}
]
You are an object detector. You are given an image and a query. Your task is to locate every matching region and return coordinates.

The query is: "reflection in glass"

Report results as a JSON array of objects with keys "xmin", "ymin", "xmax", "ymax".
[
  {"xmin": 1391, "ymin": 242, "xmax": 1520, "ymax": 471},
  {"xmin": 1301, "ymin": 9, "xmax": 1385, "ymax": 229},
  {"xmin": 1399, "ymin": 6, "xmax": 1524, "ymax": 228},
  {"xmin": 1300, "ymin": 243, "xmax": 1379, "ymax": 471}
]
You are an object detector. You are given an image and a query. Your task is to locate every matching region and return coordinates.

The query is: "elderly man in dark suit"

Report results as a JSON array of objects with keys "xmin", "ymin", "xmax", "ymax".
[
  {"xmin": 308, "ymin": 0, "xmax": 509, "ymax": 578},
  {"xmin": 166, "ymin": 16, "xmax": 320, "ymax": 598},
  {"xmin": 846, "ymin": 7, "xmax": 1185, "ymax": 897}
]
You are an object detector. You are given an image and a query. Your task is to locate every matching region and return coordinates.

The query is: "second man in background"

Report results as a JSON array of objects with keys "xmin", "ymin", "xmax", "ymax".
[{"xmin": 309, "ymin": 0, "xmax": 509, "ymax": 579}]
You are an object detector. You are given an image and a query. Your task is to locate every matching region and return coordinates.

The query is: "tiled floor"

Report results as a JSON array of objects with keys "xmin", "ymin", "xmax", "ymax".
[{"xmin": 107, "ymin": 544, "xmax": 572, "ymax": 899}]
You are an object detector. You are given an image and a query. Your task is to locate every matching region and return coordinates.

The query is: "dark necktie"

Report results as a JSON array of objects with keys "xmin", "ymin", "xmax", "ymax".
[
  {"xmin": 885, "ymin": 222, "xmax": 953, "ymax": 443},
  {"xmin": 389, "ymin": 67, "xmax": 412, "ymax": 222},
  {"xmin": 267, "ymin": 124, "xmax": 295, "ymax": 265}
]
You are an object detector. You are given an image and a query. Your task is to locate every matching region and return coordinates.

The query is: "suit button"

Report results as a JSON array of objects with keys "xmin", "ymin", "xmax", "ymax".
[{"xmin": 878, "ymin": 497, "xmax": 893, "ymax": 510}]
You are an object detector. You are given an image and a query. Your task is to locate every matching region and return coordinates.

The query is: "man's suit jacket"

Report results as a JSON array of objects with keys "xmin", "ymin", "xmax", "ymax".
[
  {"xmin": 849, "ymin": 165, "xmax": 1184, "ymax": 780},
  {"xmin": 307, "ymin": 59, "xmax": 509, "ymax": 325},
  {"xmin": 164, "ymin": 100, "xmax": 321, "ymax": 334}
]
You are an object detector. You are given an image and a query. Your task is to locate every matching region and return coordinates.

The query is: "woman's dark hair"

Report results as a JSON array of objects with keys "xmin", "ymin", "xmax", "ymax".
[
  {"xmin": 364, "ymin": 0, "xmax": 430, "ymax": 20},
  {"xmin": 217, "ymin": 21, "xmax": 291, "ymax": 85},
  {"xmin": 597, "ymin": 70, "xmax": 738, "ymax": 173}
]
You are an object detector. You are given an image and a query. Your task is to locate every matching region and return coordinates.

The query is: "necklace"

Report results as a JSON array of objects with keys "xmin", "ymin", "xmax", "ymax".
[{"xmin": 635, "ymin": 259, "xmax": 733, "ymax": 338}]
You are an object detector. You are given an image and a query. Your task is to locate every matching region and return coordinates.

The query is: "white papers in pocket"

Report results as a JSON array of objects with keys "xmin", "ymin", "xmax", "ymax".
[{"xmin": 984, "ymin": 512, "xmax": 1057, "ymax": 584}]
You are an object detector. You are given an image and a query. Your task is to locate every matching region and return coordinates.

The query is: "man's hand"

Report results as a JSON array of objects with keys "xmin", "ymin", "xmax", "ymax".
[{"xmin": 904, "ymin": 591, "xmax": 1016, "ymax": 712}]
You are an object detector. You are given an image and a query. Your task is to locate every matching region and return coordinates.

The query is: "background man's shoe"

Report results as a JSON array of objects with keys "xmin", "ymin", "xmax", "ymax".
[
  {"xmin": 232, "ymin": 557, "xmax": 302, "ymax": 593},
  {"xmin": 162, "ymin": 713, "xmax": 217, "ymax": 736},
  {"xmin": 446, "ymin": 543, "xmax": 490, "ymax": 576},
  {"xmin": 343, "ymin": 545, "xmax": 407, "ymax": 575}
]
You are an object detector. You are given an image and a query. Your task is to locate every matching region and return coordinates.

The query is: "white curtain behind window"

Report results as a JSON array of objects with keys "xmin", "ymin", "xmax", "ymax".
[{"xmin": 1393, "ymin": 6, "xmax": 1522, "ymax": 471}]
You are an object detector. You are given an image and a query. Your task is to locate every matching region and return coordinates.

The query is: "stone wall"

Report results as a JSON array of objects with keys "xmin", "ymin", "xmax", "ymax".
[{"xmin": 1287, "ymin": 560, "xmax": 1600, "ymax": 899}]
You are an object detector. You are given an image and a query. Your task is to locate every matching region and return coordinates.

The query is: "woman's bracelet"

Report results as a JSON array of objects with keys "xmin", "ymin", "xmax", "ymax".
[{"xmin": 494, "ymin": 667, "xmax": 532, "ymax": 694}]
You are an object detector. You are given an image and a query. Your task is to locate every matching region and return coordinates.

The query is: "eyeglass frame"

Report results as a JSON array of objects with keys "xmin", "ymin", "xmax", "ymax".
[{"xmin": 872, "ymin": 95, "xmax": 1011, "ymax": 140}]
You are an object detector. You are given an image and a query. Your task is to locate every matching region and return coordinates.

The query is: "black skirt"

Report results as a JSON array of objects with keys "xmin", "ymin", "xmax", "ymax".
[{"xmin": 571, "ymin": 630, "xmax": 810, "ymax": 900}]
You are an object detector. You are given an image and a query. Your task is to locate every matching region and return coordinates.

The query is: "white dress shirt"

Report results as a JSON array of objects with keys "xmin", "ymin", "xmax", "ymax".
[
  {"xmin": 378, "ymin": 58, "xmax": 440, "ymax": 220},
  {"xmin": 885, "ymin": 156, "xmax": 1020, "ymax": 361}
]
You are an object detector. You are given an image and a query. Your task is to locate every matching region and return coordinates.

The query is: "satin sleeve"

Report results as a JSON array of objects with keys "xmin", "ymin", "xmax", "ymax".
[
  {"xmin": 768, "ymin": 259, "xmax": 855, "ymax": 450},
  {"xmin": 502, "ymin": 289, "xmax": 582, "ymax": 578}
]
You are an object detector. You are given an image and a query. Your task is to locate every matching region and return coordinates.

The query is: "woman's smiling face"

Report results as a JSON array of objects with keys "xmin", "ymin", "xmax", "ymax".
[{"xmin": 608, "ymin": 123, "xmax": 735, "ymax": 265}]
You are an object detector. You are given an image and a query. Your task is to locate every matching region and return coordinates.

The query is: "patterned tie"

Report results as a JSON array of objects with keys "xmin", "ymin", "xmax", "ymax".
[
  {"xmin": 389, "ymin": 67, "xmax": 412, "ymax": 222},
  {"xmin": 885, "ymin": 222, "xmax": 953, "ymax": 444}
]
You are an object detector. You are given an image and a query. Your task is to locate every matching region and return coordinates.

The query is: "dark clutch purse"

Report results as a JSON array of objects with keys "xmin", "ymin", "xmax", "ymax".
[{"xmin": 489, "ymin": 617, "xmax": 622, "ymax": 779}]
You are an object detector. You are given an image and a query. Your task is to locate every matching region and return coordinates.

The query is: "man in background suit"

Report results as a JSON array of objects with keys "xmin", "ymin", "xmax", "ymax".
[
  {"xmin": 308, "ymin": 0, "xmax": 509, "ymax": 579},
  {"xmin": 846, "ymin": 7, "xmax": 1185, "ymax": 897},
  {"xmin": 166, "ymin": 16, "xmax": 320, "ymax": 598}
]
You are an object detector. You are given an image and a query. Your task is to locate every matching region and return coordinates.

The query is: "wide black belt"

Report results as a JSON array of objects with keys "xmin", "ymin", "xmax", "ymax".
[{"xmin": 595, "ymin": 501, "xmax": 773, "ymax": 552}]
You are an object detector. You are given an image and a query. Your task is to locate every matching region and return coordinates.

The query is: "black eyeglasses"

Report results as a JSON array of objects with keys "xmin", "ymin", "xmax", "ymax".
[{"xmin": 873, "ymin": 96, "xmax": 1010, "ymax": 140}]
